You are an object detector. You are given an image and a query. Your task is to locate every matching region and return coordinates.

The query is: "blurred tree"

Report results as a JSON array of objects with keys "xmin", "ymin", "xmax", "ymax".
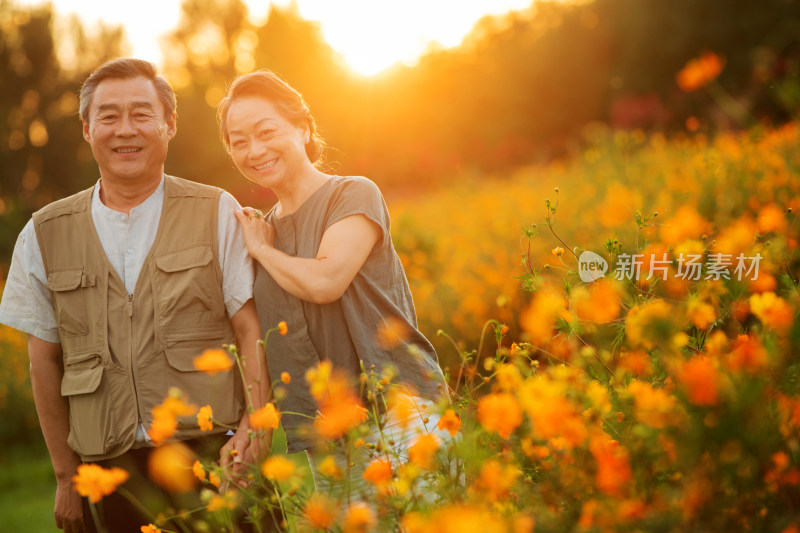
[{"xmin": 0, "ymin": 0, "xmax": 123, "ymax": 268}]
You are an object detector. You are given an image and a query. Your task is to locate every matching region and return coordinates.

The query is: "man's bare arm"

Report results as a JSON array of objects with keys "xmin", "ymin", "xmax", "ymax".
[
  {"xmin": 29, "ymin": 335, "xmax": 86, "ymax": 533},
  {"xmin": 220, "ymin": 299, "xmax": 272, "ymax": 480}
]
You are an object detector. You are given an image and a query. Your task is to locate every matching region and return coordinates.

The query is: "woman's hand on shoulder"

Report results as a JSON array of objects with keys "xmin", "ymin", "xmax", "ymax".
[{"xmin": 235, "ymin": 207, "xmax": 275, "ymax": 259}]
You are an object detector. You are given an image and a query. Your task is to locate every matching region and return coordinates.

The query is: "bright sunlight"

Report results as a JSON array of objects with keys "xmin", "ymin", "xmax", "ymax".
[{"xmin": 23, "ymin": 0, "xmax": 533, "ymax": 76}]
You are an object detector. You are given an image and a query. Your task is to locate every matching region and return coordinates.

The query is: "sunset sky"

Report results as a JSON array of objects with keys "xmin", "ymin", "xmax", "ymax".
[{"xmin": 18, "ymin": 0, "xmax": 534, "ymax": 75}]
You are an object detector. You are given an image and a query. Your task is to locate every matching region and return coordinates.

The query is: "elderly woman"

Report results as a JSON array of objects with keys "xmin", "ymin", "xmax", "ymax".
[{"xmin": 217, "ymin": 70, "xmax": 450, "ymax": 496}]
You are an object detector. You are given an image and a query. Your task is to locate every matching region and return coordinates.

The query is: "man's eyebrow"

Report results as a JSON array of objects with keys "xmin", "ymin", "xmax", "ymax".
[{"xmin": 94, "ymin": 101, "xmax": 156, "ymax": 114}]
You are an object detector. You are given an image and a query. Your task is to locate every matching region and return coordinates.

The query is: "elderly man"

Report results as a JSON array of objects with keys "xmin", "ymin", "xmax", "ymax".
[{"xmin": 0, "ymin": 58, "xmax": 270, "ymax": 532}]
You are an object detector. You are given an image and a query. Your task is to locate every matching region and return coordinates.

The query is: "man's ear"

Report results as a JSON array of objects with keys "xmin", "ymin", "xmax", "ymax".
[
  {"xmin": 82, "ymin": 120, "xmax": 91, "ymax": 143},
  {"xmin": 166, "ymin": 112, "xmax": 177, "ymax": 140}
]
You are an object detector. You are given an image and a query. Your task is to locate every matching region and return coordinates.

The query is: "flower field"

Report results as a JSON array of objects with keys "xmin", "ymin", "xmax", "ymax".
[{"xmin": 1, "ymin": 120, "xmax": 799, "ymax": 531}]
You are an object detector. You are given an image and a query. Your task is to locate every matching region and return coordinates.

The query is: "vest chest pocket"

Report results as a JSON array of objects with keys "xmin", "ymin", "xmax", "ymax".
[
  {"xmin": 154, "ymin": 245, "xmax": 219, "ymax": 323},
  {"xmin": 47, "ymin": 269, "xmax": 95, "ymax": 337}
]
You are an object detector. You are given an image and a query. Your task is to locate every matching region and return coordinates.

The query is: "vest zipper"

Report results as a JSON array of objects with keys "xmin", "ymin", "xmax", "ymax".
[{"xmin": 127, "ymin": 293, "xmax": 143, "ymax": 439}]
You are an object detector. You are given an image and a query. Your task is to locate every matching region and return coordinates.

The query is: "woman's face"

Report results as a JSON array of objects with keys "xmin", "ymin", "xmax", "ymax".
[{"xmin": 225, "ymin": 96, "xmax": 309, "ymax": 189}]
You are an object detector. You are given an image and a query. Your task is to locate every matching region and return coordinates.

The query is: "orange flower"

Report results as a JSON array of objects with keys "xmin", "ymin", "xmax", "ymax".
[
  {"xmin": 749, "ymin": 292, "xmax": 794, "ymax": 332},
  {"xmin": 141, "ymin": 525, "xmax": 161, "ymax": 533},
  {"xmin": 757, "ymin": 204, "xmax": 787, "ymax": 234},
  {"xmin": 261, "ymin": 455, "xmax": 296, "ymax": 482},
  {"xmin": 278, "ymin": 320, "xmax": 288, "ymax": 335},
  {"xmin": 148, "ymin": 441, "xmax": 197, "ymax": 493},
  {"xmin": 72, "ymin": 464, "xmax": 129, "ymax": 503},
  {"xmin": 618, "ymin": 350, "xmax": 652, "ymax": 377},
  {"xmin": 627, "ymin": 380, "xmax": 679, "ymax": 428},
  {"xmin": 552, "ymin": 246, "xmax": 564, "ymax": 257},
  {"xmin": 590, "ymin": 435, "xmax": 632, "ymax": 496},
  {"xmin": 192, "ymin": 460, "xmax": 206, "ymax": 482},
  {"xmin": 477, "ymin": 392, "xmax": 523, "ymax": 440},
  {"xmin": 519, "ymin": 372, "xmax": 588, "ymax": 448},
  {"xmin": 519, "ymin": 286, "xmax": 566, "ymax": 347},
  {"xmin": 687, "ymin": 296, "xmax": 716, "ymax": 330},
  {"xmin": 408, "ymin": 433, "xmax": 440, "ymax": 470},
  {"xmin": 660, "ymin": 206, "xmax": 711, "ymax": 244},
  {"xmin": 148, "ymin": 394, "xmax": 197, "ymax": 445},
  {"xmin": 437, "ymin": 409, "xmax": 462, "ymax": 437},
  {"xmin": 469, "ymin": 459, "xmax": 519, "ymax": 502},
  {"xmin": 193, "ymin": 348, "xmax": 234, "ymax": 375},
  {"xmin": 573, "ymin": 280, "xmax": 621, "ymax": 324},
  {"xmin": 343, "ymin": 501, "xmax": 377, "ymax": 533},
  {"xmin": 281, "ymin": 372, "xmax": 291, "ymax": 384},
  {"xmin": 728, "ymin": 334, "xmax": 768, "ymax": 373},
  {"xmin": 250, "ymin": 403, "xmax": 281, "ymax": 431},
  {"xmin": 208, "ymin": 470, "xmax": 221, "ymax": 488},
  {"xmin": 677, "ymin": 356, "xmax": 720, "ymax": 406},
  {"xmin": 197, "ymin": 405, "xmax": 213, "ymax": 432},
  {"xmin": 303, "ymin": 494, "xmax": 338, "ymax": 529},
  {"xmin": 676, "ymin": 52, "xmax": 725, "ymax": 92},
  {"xmin": 363, "ymin": 458, "xmax": 393, "ymax": 494},
  {"xmin": 377, "ymin": 316, "xmax": 411, "ymax": 349},
  {"xmin": 308, "ymin": 365, "xmax": 369, "ymax": 439}
]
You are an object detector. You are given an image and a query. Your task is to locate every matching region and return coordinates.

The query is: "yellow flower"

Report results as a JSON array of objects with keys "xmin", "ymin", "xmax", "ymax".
[
  {"xmin": 207, "ymin": 490, "xmax": 239, "ymax": 512},
  {"xmin": 343, "ymin": 501, "xmax": 377, "ymax": 533},
  {"xmin": 408, "ymin": 433, "xmax": 440, "ymax": 470},
  {"xmin": 552, "ymin": 246, "xmax": 564, "ymax": 257},
  {"xmin": 477, "ymin": 392, "xmax": 523, "ymax": 440},
  {"xmin": 147, "ymin": 442, "xmax": 197, "ymax": 493},
  {"xmin": 208, "ymin": 470, "xmax": 221, "ymax": 488},
  {"xmin": 303, "ymin": 494, "xmax": 338, "ymax": 529},
  {"xmin": 281, "ymin": 372, "xmax": 291, "ymax": 384},
  {"xmin": 192, "ymin": 460, "xmax": 206, "ymax": 482},
  {"xmin": 437, "ymin": 409, "xmax": 462, "ymax": 437},
  {"xmin": 250, "ymin": 403, "xmax": 281, "ymax": 431},
  {"xmin": 261, "ymin": 455, "xmax": 296, "ymax": 482},
  {"xmin": 468, "ymin": 459, "xmax": 519, "ymax": 502},
  {"xmin": 72, "ymin": 464, "xmax": 129, "ymax": 503},
  {"xmin": 278, "ymin": 320, "xmax": 288, "ymax": 335},
  {"xmin": 318, "ymin": 455, "xmax": 342, "ymax": 480},
  {"xmin": 140, "ymin": 524, "xmax": 161, "ymax": 533},
  {"xmin": 197, "ymin": 405, "xmax": 213, "ymax": 432}
]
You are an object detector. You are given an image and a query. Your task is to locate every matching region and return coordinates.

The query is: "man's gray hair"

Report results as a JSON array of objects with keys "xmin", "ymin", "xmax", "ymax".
[{"xmin": 79, "ymin": 58, "xmax": 176, "ymax": 122}]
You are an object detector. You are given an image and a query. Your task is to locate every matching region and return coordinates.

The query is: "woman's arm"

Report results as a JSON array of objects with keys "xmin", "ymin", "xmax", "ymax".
[{"xmin": 235, "ymin": 210, "xmax": 382, "ymax": 304}]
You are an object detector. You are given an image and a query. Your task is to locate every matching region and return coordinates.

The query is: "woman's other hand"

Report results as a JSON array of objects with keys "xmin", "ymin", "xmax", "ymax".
[{"xmin": 235, "ymin": 207, "xmax": 275, "ymax": 257}]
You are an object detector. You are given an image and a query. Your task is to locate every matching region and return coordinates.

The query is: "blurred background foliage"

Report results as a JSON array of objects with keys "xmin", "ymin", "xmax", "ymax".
[
  {"xmin": 2, "ymin": 0, "xmax": 799, "ymax": 267},
  {"xmin": 1, "ymin": 0, "xmax": 800, "ymax": 448}
]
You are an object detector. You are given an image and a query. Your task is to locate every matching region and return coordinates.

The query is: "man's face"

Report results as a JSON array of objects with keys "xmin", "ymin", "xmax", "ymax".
[{"xmin": 83, "ymin": 76, "xmax": 176, "ymax": 185}]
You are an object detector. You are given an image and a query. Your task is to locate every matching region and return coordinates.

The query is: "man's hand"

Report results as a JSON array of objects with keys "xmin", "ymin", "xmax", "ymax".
[
  {"xmin": 55, "ymin": 478, "xmax": 86, "ymax": 533},
  {"xmin": 219, "ymin": 423, "xmax": 252, "ymax": 491}
]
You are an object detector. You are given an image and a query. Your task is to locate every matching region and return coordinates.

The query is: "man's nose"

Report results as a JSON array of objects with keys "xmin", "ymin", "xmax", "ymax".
[{"xmin": 115, "ymin": 114, "xmax": 137, "ymax": 136}]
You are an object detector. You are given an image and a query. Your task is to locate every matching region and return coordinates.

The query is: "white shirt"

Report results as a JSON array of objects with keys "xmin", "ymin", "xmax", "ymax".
[{"xmin": 0, "ymin": 176, "xmax": 255, "ymax": 343}]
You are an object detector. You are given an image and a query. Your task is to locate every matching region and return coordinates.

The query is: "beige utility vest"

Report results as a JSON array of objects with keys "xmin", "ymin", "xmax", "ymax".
[{"xmin": 33, "ymin": 176, "xmax": 243, "ymax": 461}]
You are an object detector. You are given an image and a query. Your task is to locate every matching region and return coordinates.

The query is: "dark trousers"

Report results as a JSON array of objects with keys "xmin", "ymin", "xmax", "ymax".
[{"xmin": 82, "ymin": 436, "xmax": 279, "ymax": 533}]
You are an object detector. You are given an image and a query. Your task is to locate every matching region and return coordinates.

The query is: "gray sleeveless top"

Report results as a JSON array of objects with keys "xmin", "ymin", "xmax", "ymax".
[{"xmin": 254, "ymin": 176, "xmax": 447, "ymax": 453}]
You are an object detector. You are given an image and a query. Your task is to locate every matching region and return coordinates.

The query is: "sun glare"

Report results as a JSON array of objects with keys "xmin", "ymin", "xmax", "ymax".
[
  {"xmin": 27, "ymin": 0, "xmax": 533, "ymax": 76},
  {"xmin": 276, "ymin": 0, "xmax": 534, "ymax": 76}
]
